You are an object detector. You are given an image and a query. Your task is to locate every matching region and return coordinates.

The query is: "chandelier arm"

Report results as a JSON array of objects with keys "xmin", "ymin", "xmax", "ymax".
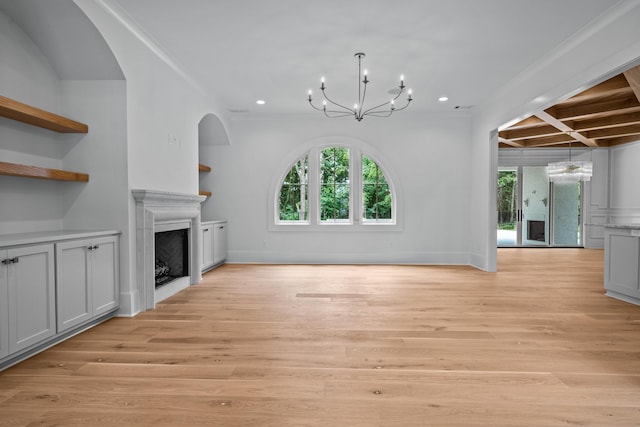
[
  {"xmin": 308, "ymin": 99, "xmax": 326, "ymax": 111},
  {"xmin": 364, "ymin": 111, "xmax": 394, "ymax": 118},
  {"xmin": 391, "ymin": 99, "xmax": 413, "ymax": 112},
  {"xmin": 361, "ymin": 87, "xmax": 404, "ymax": 115},
  {"xmin": 323, "ymin": 110, "xmax": 356, "ymax": 118},
  {"xmin": 321, "ymin": 89, "xmax": 356, "ymax": 114}
]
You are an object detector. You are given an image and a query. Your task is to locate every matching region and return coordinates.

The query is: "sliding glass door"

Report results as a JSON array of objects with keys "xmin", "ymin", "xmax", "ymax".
[{"xmin": 497, "ymin": 166, "xmax": 583, "ymax": 247}]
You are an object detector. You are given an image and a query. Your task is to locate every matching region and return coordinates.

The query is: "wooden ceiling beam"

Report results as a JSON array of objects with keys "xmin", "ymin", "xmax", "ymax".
[
  {"xmin": 548, "ymin": 96, "xmax": 640, "ymax": 121},
  {"xmin": 585, "ymin": 123, "xmax": 640, "ymax": 139},
  {"xmin": 598, "ymin": 135, "xmax": 640, "ymax": 147},
  {"xmin": 569, "ymin": 111, "xmax": 640, "ymax": 131},
  {"xmin": 498, "ymin": 137, "xmax": 524, "ymax": 148},
  {"xmin": 520, "ymin": 134, "xmax": 575, "ymax": 147},
  {"xmin": 499, "ymin": 124, "xmax": 563, "ymax": 141},
  {"xmin": 558, "ymin": 75, "xmax": 632, "ymax": 106},
  {"xmin": 535, "ymin": 110, "xmax": 599, "ymax": 147},
  {"xmin": 501, "ymin": 116, "xmax": 545, "ymax": 130},
  {"xmin": 624, "ymin": 65, "xmax": 640, "ymax": 104}
]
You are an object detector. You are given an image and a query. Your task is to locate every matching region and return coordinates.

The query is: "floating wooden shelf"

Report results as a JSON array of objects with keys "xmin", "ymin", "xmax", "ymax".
[
  {"xmin": 0, "ymin": 95, "xmax": 88, "ymax": 133},
  {"xmin": 198, "ymin": 163, "xmax": 211, "ymax": 172},
  {"xmin": 199, "ymin": 190, "xmax": 212, "ymax": 197},
  {"xmin": 0, "ymin": 161, "xmax": 89, "ymax": 182}
]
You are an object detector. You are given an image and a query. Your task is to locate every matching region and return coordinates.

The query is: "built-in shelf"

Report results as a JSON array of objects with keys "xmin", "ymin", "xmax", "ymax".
[
  {"xmin": 199, "ymin": 163, "xmax": 211, "ymax": 197},
  {"xmin": 0, "ymin": 95, "xmax": 88, "ymax": 133},
  {"xmin": 0, "ymin": 161, "xmax": 89, "ymax": 182}
]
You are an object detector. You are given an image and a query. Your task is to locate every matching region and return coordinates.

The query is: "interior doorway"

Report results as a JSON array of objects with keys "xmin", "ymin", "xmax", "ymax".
[{"xmin": 497, "ymin": 166, "xmax": 583, "ymax": 247}]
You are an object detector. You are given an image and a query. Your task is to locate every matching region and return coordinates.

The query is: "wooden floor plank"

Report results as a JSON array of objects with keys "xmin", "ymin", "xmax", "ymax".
[{"xmin": 2, "ymin": 249, "xmax": 640, "ymax": 425}]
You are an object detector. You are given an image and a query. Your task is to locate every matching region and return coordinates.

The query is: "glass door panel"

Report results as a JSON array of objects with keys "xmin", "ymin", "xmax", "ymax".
[
  {"xmin": 521, "ymin": 166, "xmax": 549, "ymax": 246},
  {"xmin": 552, "ymin": 182, "xmax": 581, "ymax": 246},
  {"xmin": 497, "ymin": 168, "xmax": 518, "ymax": 246}
]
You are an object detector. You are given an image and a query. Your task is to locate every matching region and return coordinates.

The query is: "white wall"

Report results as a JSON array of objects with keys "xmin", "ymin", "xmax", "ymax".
[
  {"xmin": 0, "ymin": 9, "xmax": 66, "ymax": 234},
  {"xmin": 470, "ymin": 0, "xmax": 640, "ymax": 271},
  {"xmin": 204, "ymin": 113, "xmax": 472, "ymax": 264}
]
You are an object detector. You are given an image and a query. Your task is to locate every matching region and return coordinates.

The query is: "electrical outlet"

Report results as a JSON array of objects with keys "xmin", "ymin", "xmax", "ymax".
[{"xmin": 168, "ymin": 132, "xmax": 179, "ymax": 145}]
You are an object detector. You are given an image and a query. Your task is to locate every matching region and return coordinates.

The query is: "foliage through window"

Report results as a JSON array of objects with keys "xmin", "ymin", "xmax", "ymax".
[
  {"xmin": 279, "ymin": 155, "xmax": 308, "ymax": 221},
  {"xmin": 362, "ymin": 156, "xmax": 392, "ymax": 221},
  {"xmin": 275, "ymin": 144, "xmax": 395, "ymax": 226},
  {"xmin": 320, "ymin": 147, "xmax": 350, "ymax": 221}
]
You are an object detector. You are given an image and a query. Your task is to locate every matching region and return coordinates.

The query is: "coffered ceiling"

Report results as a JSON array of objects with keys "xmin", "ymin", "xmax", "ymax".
[{"xmin": 499, "ymin": 65, "xmax": 640, "ymax": 148}]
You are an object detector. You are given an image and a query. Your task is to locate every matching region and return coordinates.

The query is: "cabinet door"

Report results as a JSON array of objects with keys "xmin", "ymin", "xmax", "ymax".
[
  {"xmin": 7, "ymin": 244, "xmax": 56, "ymax": 353},
  {"xmin": 202, "ymin": 225, "xmax": 214, "ymax": 270},
  {"xmin": 56, "ymin": 240, "xmax": 92, "ymax": 332},
  {"xmin": 0, "ymin": 251, "xmax": 9, "ymax": 358},
  {"xmin": 212, "ymin": 222, "xmax": 227, "ymax": 266},
  {"xmin": 91, "ymin": 236, "xmax": 119, "ymax": 315}
]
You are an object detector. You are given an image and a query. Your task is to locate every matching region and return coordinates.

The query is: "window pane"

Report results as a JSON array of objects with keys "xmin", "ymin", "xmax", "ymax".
[
  {"xmin": 362, "ymin": 156, "xmax": 392, "ymax": 220},
  {"xmin": 278, "ymin": 156, "xmax": 308, "ymax": 221},
  {"xmin": 320, "ymin": 147, "xmax": 350, "ymax": 221}
]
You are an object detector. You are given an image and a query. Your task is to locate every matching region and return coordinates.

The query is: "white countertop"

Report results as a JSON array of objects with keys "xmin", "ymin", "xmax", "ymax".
[
  {"xmin": 0, "ymin": 229, "xmax": 121, "ymax": 247},
  {"xmin": 201, "ymin": 219, "xmax": 227, "ymax": 225}
]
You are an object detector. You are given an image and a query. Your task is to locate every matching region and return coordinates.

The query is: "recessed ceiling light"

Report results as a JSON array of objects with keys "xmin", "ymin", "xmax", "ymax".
[
  {"xmin": 438, "ymin": 96, "xmax": 449, "ymax": 102},
  {"xmin": 256, "ymin": 100, "xmax": 266, "ymax": 105}
]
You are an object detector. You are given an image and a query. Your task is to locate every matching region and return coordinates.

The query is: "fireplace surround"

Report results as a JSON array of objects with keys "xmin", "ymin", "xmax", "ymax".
[{"xmin": 132, "ymin": 190, "xmax": 206, "ymax": 312}]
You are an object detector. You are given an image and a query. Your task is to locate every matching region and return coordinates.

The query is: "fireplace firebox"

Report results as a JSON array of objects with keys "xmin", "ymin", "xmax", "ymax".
[{"xmin": 155, "ymin": 228, "xmax": 189, "ymax": 288}]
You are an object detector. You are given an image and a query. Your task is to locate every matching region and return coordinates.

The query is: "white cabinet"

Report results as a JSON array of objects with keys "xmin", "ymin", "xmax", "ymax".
[
  {"xmin": 212, "ymin": 221, "xmax": 227, "ymax": 266},
  {"xmin": 604, "ymin": 225, "xmax": 640, "ymax": 305},
  {"xmin": 1, "ymin": 244, "xmax": 56, "ymax": 355},
  {"xmin": 201, "ymin": 223, "xmax": 214, "ymax": 271},
  {"xmin": 56, "ymin": 236, "xmax": 119, "ymax": 332}
]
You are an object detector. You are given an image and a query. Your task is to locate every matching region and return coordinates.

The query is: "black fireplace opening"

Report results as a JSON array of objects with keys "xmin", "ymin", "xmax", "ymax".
[
  {"xmin": 527, "ymin": 220, "xmax": 545, "ymax": 242},
  {"xmin": 155, "ymin": 228, "xmax": 189, "ymax": 288}
]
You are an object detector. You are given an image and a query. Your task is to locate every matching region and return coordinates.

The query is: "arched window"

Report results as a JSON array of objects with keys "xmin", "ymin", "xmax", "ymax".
[
  {"xmin": 320, "ymin": 147, "xmax": 350, "ymax": 222},
  {"xmin": 362, "ymin": 155, "xmax": 392, "ymax": 222},
  {"xmin": 278, "ymin": 155, "xmax": 308, "ymax": 222},
  {"xmin": 274, "ymin": 143, "xmax": 397, "ymax": 228}
]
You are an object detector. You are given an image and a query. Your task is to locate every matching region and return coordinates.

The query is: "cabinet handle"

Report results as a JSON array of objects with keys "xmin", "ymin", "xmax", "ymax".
[
  {"xmin": 219, "ymin": 226, "xmax": 224, "ymax": 230},
  {"xmin": 88, "ymin": 245, "xmax": 99, "ymax": 251},
  {"xmin": 12, "ymin": 257, "xmax": 18, "ymax": 264},
  {"xmin": 1, "ymin": 259, "xmax": 11, "ymax": 265}
]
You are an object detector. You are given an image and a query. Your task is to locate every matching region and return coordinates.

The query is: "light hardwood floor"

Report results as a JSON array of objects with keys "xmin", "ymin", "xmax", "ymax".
[{"xmin": 2, "ymin": 249, "xmax": 640, "ymax": 426}]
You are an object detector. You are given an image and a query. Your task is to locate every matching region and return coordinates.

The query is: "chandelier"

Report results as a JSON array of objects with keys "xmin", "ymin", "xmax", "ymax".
[
  {"xmin": 307, "ymin": 52, "xmax": 412, "ymax": 121},
  {"xmin": 548, "ymin": 140, "xmax": 592, "ymax": 182}
]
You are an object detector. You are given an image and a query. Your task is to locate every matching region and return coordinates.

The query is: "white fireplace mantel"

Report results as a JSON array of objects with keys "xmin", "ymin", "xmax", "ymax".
[{"xmin": 132, "ymin": 189, "xmax": 206, "ymax": 313}]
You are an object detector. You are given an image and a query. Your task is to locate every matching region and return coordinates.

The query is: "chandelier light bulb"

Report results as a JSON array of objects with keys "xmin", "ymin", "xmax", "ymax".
[
  {"xmin": 322, "ymin": 100, "xmax": 327, "ymax": 106},
  {"xmin": 400, "ymin": 74, "xmax": 404, "ymax": 81},
  {"xmin": 321, "ymin": 76, "xmax": 325, "ymax": 83},
  {"xmin": 363, "ymin": 69, "xmax": 368, "ymax": 76},
  {"xmin": 354, "ymin": 103, "xmax": 358, "ymax": 110}
]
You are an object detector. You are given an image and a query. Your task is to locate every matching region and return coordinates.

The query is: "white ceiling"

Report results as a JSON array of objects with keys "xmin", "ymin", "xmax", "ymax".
[{"xmin": 0, "ymin": 0, "xmax": 625, "ymax": 117}]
